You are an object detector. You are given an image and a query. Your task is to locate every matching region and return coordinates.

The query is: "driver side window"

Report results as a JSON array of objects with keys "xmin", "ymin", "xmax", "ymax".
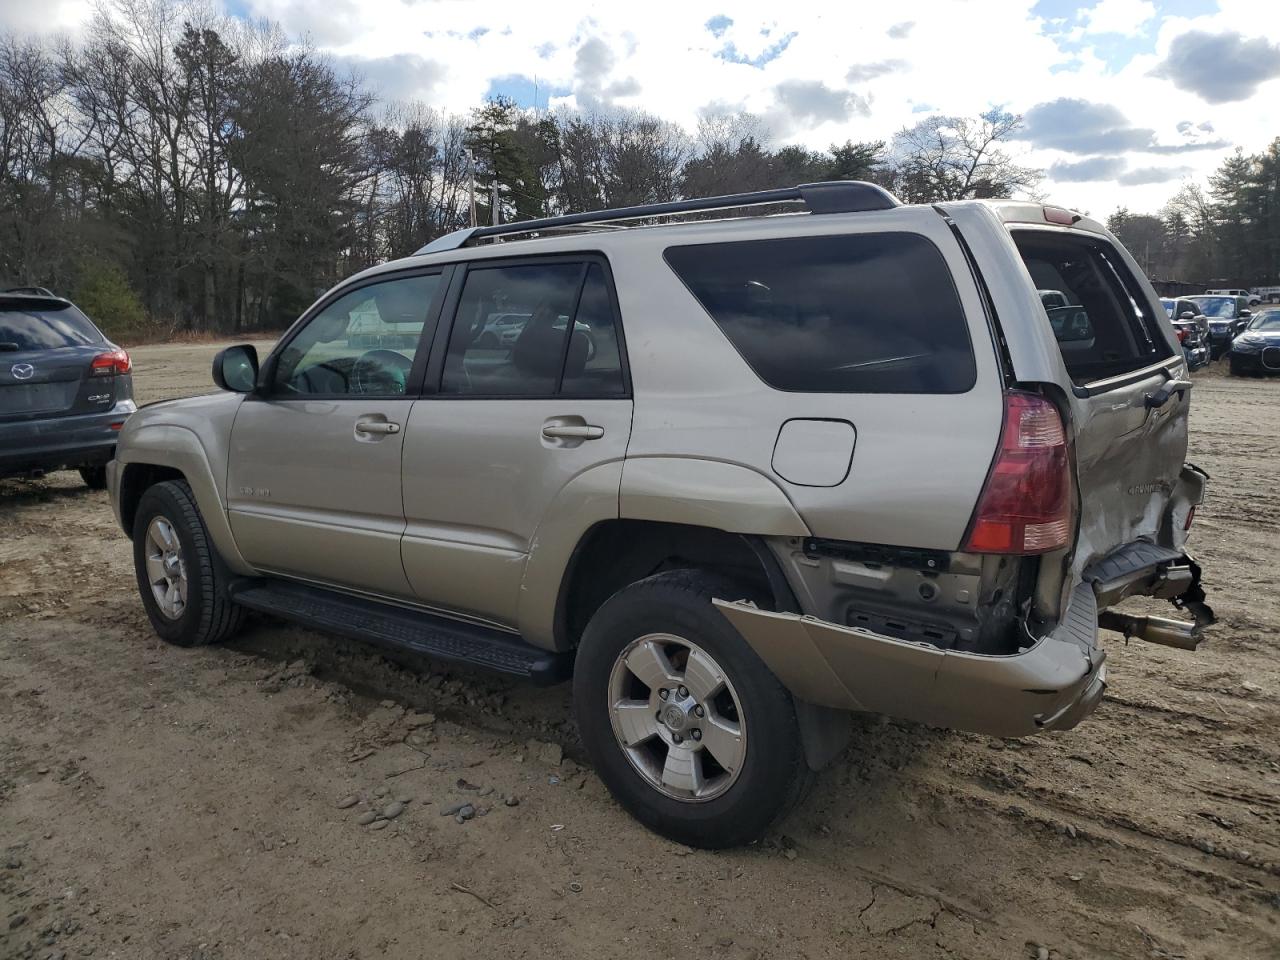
[{"xmin": 272, "ymin": 274, "xmax": 440, "ymax": 396}]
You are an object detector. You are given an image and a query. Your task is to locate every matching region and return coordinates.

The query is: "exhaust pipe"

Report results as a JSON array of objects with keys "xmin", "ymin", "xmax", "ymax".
[{"xmin": 1098, "ymin": 611, "xmax": 1201, "ymax": 651}]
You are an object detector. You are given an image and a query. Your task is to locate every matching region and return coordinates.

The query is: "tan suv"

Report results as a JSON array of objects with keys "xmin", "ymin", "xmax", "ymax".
[{"xmin": 108, "ymin": 182, "xmax": 1213, "ymax": 848}]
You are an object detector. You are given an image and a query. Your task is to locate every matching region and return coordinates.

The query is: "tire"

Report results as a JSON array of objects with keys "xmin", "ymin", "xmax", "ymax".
[
  {"xmin": 573, "ymin": 569, "xmax": 812, "ymax": 848},
  {"xmin": 1229, "ymin": 358, "xmax": 1243, "ymax": 376},
  {"xmin": 79, "ymin": 465, "xmax": 108, "ymax": 490},
  {"xmin": 132, "ymin": 479, "xmax": 245, "ymax": 647}
]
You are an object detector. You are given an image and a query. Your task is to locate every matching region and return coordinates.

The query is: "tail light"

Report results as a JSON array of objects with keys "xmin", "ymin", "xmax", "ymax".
[
  {"xmin": 91, "ymin": 348, "xmax": 132, "ymax": 376},
  {"xmin": 962, "ymin": 392, "xmax": 1072, "ymax": 555},
  {"xmin": 1176, "ymin": 327, "xmax": 1188, "ymax": 344}
]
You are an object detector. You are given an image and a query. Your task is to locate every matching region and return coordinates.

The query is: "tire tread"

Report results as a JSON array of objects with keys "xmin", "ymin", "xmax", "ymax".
[{"xmin": 135, "ymin": 479, "xmax": 243, "ymax": 646}]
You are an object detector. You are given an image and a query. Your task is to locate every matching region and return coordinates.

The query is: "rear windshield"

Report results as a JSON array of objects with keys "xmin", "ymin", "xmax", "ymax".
[
  {"xmin": 1012, "ymin": 232, "xmax": 1172, "ymax": 386},
  {"xmin": 664, "ymin": 232, "xmax": 976, "ymax": 393},
  {"xmin": 0, "ymin": 300, "xmax": 103, "ymax": 351}
]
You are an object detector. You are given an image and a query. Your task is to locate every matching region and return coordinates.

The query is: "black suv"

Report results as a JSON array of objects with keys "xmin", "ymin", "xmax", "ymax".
[{"xmin": 0, "ymin": 291, "xmax": 136, "ymax": 487}]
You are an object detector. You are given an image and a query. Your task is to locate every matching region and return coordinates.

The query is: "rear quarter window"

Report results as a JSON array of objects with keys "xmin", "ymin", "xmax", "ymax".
[
  {"xmin": 663, "ymin": 232, "xmax": 976, "ymax": 394},
  {"xmin": 1012, "ymin": 231, "xmax": 1172, "ymax": 386}
]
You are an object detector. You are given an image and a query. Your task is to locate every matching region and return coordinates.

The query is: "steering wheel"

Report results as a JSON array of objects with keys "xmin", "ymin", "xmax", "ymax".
[{"xmin": 351, "ymin": 349, "xmax": 412, "ymax": 395}]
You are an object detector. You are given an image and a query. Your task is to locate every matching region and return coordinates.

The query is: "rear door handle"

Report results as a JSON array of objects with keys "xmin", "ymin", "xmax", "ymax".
[
  {"xmin": 355, "ymin": 420, "xmax": 401, "ymax": 436},
  {"xmin": 542, "ymin": 424, "xmax": 604, "ymax": 440}
]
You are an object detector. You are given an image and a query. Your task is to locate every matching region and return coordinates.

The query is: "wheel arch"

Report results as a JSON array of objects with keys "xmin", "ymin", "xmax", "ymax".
[
  {"xmin": 114, "ymin": 424, "xmax": 254, "ymax": 575},
  {"xmin": 555, "ymin": 520, "xmax": 850, "ymax": 770},
  {"xmin": 553, "ymin": 520, "xmax": 794, "ymax": 654}
]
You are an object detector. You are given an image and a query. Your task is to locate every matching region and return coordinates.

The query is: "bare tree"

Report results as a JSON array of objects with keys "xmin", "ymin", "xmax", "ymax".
[{"xmin": 892, "ymin": 110, "xmax": 1041, "ymax": 202}]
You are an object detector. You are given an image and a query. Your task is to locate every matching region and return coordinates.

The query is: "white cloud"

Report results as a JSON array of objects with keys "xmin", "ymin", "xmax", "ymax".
[{"xmin": 1080, "ymin": 0, "xmax": 1156, "ymax": 36}]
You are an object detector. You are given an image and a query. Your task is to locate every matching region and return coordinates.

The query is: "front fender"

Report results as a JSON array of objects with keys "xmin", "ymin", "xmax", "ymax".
[{"xmin": 113, "ymin": 395, "xmax": 254, "ymax": 576}]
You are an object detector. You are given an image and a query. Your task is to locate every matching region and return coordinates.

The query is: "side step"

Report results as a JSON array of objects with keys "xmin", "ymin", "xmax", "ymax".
[{"xmin": 229, "ymin": 580, "xmax": 571, "ymax": 685}]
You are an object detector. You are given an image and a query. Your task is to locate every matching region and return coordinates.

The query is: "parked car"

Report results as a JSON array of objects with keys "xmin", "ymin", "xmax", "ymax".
[
  {"xmin": 107, "ymin": 185, "xmax": 1212, "ymax": 848},
  {"xmin": 1189, "ymin": 295, "xmax": 1252, "ymax": 358},
  {"xmin": 1161, "ymin": 298, "xmax": 1210, "ymax": 370},
  {"xmin": 1252, "ymin": 286, "xmax": 1280, "ymax": 305},
  {"xmin": 1228, "ymin": 307, "xmax": 1280, "ymax": 376},
  {"xmin": 1206, "ymin": 287, "xmax": 1259, "ymax": 305},
  {"xmin": 1, "ymin": 291, "xmax": 135, "ymax": 486}
]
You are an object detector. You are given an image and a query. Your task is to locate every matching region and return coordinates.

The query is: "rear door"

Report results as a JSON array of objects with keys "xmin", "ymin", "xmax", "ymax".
[
  {"xmin": 399, "ymin": 255, "xmax": 632, "ymax": 629},
  {"xmin": 0, "ymin": 297, "xmax": 121, "ymax": 423},
  {"xmin": 1002, "ymin": 224, "xmax": 1188, "ymax": 569}
]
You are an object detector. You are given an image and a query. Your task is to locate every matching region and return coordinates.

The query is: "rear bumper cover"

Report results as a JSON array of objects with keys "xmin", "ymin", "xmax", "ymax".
[
  {"xmin": 0, "ymin": 401, "xmax": 135, "ymax": 476},
  {"xmin": 714, "ymin": 581, "xmax": 1106, "ymax": 739}
]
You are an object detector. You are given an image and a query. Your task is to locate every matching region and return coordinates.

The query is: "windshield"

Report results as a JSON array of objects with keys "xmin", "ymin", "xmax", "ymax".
[
  {"xmin": 1190, "ymin": 296, "xmax": 1237, "ymax": 318},
  {"xmin": 0, "ymin": 300, "xmax": 103, "ymax": 350},
  {"xmin": 1249, "ymin": 311, "xmax": 1280, "ymax": 331}
]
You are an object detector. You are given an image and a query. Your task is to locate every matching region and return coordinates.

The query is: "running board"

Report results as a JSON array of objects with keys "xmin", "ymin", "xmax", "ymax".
[{"xmin": 229, "ymin": 580, "xmax": 571, "ymax": 685}]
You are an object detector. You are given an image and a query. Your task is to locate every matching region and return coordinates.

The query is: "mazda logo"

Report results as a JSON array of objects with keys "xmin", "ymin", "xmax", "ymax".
[{"xmin": 10, "ymin": 363, "xmax": 35, "ymax": 380}]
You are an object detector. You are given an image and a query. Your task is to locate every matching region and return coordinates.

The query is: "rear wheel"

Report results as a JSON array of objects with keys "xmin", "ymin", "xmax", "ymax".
[
  {"xmin": 79, "ymin": 465, "xmax": 107, "ymax": 490},
  {"xmin": 132, "ymin": 479, "xmax": 244, "ymax": 647},
  {"xmin": 573, "ymin": 569, "xmax": 811, "ymax": 848}
]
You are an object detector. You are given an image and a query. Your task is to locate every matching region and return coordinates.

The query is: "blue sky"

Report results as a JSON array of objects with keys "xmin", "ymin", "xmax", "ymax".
[{"xmin": 6, "ymin": 0, "xmax": 1280, "ymax": 215}]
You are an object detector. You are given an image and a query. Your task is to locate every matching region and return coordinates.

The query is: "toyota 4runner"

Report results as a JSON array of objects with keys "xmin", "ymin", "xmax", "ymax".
[{"xmin": 108, "ymin": 182, "xmax": 1213, "ymax": 848}]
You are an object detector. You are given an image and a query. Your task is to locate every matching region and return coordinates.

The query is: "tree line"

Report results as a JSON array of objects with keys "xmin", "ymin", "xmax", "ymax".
[
  {"xmin": 1106, "ymin": 141, "xmax": 1280, "ymax": 288},
  {"xmin": 0, "ymin": 2, "xmax": 1054, "ymax": 338}
]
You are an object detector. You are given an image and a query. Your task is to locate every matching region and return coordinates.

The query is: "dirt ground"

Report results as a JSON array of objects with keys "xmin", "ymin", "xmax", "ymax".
[{"xmin": 1, "ymin": 342, "xmax": 1277, "ymax": 960}]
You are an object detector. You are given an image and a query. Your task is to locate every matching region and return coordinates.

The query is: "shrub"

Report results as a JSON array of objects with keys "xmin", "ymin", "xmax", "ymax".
[{"xmin": 73, "ymin": 260, "xmax": 160, "ymax": 343}]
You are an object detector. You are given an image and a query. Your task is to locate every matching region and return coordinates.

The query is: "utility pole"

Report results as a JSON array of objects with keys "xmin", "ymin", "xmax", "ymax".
[
  {"xmin": 491, "ymin": 177, "xmax": 500, "ymax": 226},
  {"xmin": 466, "ymin": 149, "xmax": 477, "ymax": 228}
]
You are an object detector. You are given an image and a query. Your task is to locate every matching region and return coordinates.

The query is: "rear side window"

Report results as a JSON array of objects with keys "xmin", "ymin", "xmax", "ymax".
[
  {"xmin": 0, "ymin": 300, "xmax": 103, "ymax": 350},
  {"xmin": 441, "ymin": 260, "xmax": 626, "ymax": 397},
  {"xmin": 1013, "ymin": 232, "xmax": 1172, "ymax": 386},
  {"xmin": 664, "ymin": 233, "xmax": 976, "ymax": 394}
]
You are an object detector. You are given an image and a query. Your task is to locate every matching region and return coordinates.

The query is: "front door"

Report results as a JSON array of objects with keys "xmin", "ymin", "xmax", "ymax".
[
  {"xmin": 400, "ymin": 257, "xmax": 632, "ymax": 629},
  {"xmin": 227, "ymin": 270, "xmax": 445, "ymax": 597}
]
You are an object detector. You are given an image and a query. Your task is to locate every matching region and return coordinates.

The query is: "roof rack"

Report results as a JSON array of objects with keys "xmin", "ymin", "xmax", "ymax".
[{"xmin": 414, "ymin": 180, "xmax": 899, "ymax": 255}]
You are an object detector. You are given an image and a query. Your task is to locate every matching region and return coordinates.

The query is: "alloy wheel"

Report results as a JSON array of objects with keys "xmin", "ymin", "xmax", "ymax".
[
  {"xmin": 607, "ymin": 633, "xmax": 746, "ymax": 802},
  {"xmin": 144, "ymin": 515, "xmax": 188, "ymax": 620}
]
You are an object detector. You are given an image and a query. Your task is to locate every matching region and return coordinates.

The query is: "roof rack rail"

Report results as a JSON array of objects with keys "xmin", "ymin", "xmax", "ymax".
[{"xmin": 414, "ymin": 180, "xmax": 899, "ymax": 255}]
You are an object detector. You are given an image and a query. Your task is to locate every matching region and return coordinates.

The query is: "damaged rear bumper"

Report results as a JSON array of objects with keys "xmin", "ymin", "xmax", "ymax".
[{"xmin": 714, "ymin": 582, "xmax": 1106, "ymax": 739}]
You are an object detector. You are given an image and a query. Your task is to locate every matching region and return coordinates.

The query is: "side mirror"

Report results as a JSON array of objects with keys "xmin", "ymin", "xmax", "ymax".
[
  {"xmin": 1178, "ymin": 311, "xmax": 1196, "ymax": 320},
  {"xmin": 212, "ymin": 344, "xmax": 259, "ymax": 393},
  {"xmin": 1239, "ymin": 309, "xmax": 1252, "ymax": 319}
]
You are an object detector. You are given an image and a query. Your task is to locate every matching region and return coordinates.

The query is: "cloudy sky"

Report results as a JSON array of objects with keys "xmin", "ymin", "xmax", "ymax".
[{"xmin": 8, "ymin": 0, "xmax": 1280, "ymax": 217}]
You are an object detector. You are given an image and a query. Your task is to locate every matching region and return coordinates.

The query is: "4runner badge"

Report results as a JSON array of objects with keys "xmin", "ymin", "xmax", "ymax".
[
  {"xmin": 1127, "ymin": 480, "xmax": 1172, "ymax": 496},
  {"xmin": 238, "ymin": 486, "xmax": 271, "ymax": 498}
]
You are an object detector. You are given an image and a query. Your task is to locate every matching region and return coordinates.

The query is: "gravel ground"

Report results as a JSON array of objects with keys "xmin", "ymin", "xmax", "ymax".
[{"xmin": 1, "ymin": 342, "xmax": 1277, "ymax": 960}]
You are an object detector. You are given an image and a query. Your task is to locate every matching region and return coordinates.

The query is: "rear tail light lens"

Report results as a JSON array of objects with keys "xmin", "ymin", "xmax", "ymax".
[
  {"xmin": 91, "ymin": 348, "xmax": 132, "ymax": 376},
  {"xmin": 962, "ymin": 392, "xmax": 1072, "ymax": 555},
  {"xmin": 1176, "ymin": 327, "xmax": 1188, "ymax": 343}
]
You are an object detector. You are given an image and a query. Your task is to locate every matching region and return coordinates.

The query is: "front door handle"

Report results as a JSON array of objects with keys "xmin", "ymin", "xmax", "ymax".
[
  {"xmin": 542, "ymin": 424, "xmax": 604, "ymax": 440},
  {"xmin": 355, "ymin": 419, "xmax": 401, "ymax": 436}
]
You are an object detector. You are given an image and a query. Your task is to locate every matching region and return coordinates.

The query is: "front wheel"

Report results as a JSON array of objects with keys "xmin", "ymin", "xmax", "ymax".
[
  {"xmin": 573, "ymin": 570, "xmax": 811, "ymax": 848},
  {"xmin": 132, "ymin": 479, "xmax": 245, "ymax": 647}
]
